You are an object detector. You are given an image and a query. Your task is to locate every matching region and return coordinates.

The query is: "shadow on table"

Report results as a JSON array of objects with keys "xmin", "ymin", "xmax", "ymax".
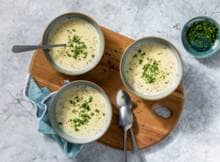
[
  {"xmin": 196, "ymin": 50, "xmax": 220, "ymax": 68},
  {"xmin": 181, "ymin": 60, "xmax": 218, "ymax": 134}
]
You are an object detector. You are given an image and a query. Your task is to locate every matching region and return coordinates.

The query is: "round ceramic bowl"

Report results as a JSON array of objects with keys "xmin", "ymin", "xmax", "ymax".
[
  {"xmin": 181, "ymin": 16, "xmax": 220, "ymax": 58},
  {"xmin": 42, "ymin": 13, "xmax": 105, "ymax": 75},
  {"xmin": 120, "ymin": 37, "xmax": 184, "ymax": 100},
  {"xmin": 48, "ymin": 80, "xmax": 112, "ymax": 144}
]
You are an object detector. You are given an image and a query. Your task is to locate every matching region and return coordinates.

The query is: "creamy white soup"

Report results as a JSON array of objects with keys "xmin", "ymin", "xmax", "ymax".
[
  {"xmin": 48, "ymin": 18, "xmax": 100, "ymax": 71},
  {"xmin": 55, "ymin": 86, "xmax": 107, "ymax": 138},
  {"xmin": 124, "ymin": 43, "xmax": 178, "ymax": 96}
]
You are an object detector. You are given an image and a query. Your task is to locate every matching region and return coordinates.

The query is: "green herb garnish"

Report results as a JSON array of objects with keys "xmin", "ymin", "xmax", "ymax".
[
  {"xmin": 142, "ymin": 59, "xmax": 160, "ymax": 83},
  {"xmin": 133, "ymin": 49, "xmax": 147, "ymax": 62},
  {"xmin": 133, "ymin": 54, "xmax": 138, "ymax": 58},
  {"xmin": 88, "ymin": 96, "xmax": 93, "ymax": 103},
  {"xmin": 141, "ymin": 59, "xmax": 168, "ymax": 84},
  {"xmin": 72, "ymin": 109, "xmax": 77, "ymax": 113},
  {"xmin": 141, "ymin": 52, "xmax": 146, "ymax": 56},
  {"xmin": 68, "ymin": 96, "xmax": 102, "ymax": 131},
  {"xmin": 186, "ymin": 20, "xmax": 218, "ymax": 51},
  {"xmin": 75, "ymin": 96, "xmax": 80, "ymax": 102},
  {"xmin": 66, "ymin": 30, "xmax": 88, "ymax": 59},
  {"xmin": 139, "ymin": 59, "xmax": 143, "ymax": 64},
  {"xmin": 69, "ymin": 100, "xmax": 75, "ymax": 105},
  {"xmin": 81, "ymin": 102, "xmax": 90, "ymax": 111},
  {"xmin": 75, "ymin": 128, "xmax": 79, "ymax": 131}
]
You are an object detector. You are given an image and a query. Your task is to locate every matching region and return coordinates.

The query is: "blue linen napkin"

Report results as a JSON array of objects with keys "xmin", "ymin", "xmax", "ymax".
[{"xmin": 24, "ymin": 75, "xmax": 83, "ymax": 159}]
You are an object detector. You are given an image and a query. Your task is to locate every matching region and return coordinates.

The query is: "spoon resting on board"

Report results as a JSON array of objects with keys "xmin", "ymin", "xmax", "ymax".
[
  {"xmin": 116, "ymin": 90, "xmax": 145, "ymax": 162},
  {"xmin": 12, "ymin": 44, "xmax": 66, "ymax": 53}
]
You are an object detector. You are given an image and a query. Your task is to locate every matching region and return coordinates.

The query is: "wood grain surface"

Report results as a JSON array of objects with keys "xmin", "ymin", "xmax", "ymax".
[{"xmin": 29, "ymin": 27, "xmax": 184, "ymax": 150}]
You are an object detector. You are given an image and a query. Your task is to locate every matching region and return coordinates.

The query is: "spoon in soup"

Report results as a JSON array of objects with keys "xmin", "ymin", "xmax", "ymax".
[{"xmin": 12, "ymin": 44, "xmax": 66, "ymax": 53}]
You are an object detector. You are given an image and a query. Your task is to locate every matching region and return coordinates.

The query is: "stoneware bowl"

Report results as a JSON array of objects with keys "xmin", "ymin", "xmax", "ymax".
[
  {"xmin": 181, "ymin": 16, "xmax": 220, "ymax": 58},
  {"xmin": 120, "ymin": 37, "xmax": 184, "ymax": 100},
  {"xmin": 42, "ymin": 12, "xmax": 105, "ymax": 75},
  {"xmin": 48, "ymin": 80, "xmax": 112, "ymax": 144}
]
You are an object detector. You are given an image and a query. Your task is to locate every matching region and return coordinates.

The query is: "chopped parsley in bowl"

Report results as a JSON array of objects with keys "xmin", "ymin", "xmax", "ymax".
[{"xmin": 182, "ymin": 16, "xmax": 220, "ymax": 58}]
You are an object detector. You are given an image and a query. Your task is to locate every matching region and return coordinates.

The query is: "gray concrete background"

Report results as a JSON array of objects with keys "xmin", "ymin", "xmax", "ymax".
[{"xmin": 0, "ymin": 0, "xmax": 220, "ymax": 162}]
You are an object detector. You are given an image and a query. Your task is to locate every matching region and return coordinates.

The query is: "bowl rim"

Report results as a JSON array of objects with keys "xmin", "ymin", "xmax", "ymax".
[
  {"xmin": 120, "ymin": 36, "xmax": 184, "ymax": 101},
  {"xmin": 181, "ymin": 16, "xmax": 220, "ymax": 58},
  {"xmin": 48, "ymin": 80, "xmax": 112, "ymax": 144},
  {"xmin": 42, "ymin": 12, "xmax": 105, "ymax": 75}
]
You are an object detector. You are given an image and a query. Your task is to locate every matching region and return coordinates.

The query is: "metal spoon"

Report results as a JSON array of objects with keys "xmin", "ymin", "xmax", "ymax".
[
  {"xmin": 116, "ymin": 90, "xmax": 132, "ymax": 162},
  {"xmin": 116, "ymin": 90, "xmax": 145, "ymax": 162},
  {"xmin": 12, "ymin": 44, "xmax": 66, "ymax": 53}
]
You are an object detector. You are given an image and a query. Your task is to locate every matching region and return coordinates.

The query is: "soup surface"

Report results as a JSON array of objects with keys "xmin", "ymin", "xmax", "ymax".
[
  {"xmin": 55, "ymin": 86, "xmax": 107, "ymax": 138},
  {"xmin": 124, "ymin": 42, "xmax": 179, "ymax": 96},
  {"xmin": 48, "ymin": 18, "xmax": 100, "ymax": 71}
]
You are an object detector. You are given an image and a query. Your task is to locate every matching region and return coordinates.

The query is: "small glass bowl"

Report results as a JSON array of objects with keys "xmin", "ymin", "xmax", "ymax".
[{"xmin": 181, "ymin": 16, "xmax": 220, "ymax": 58}]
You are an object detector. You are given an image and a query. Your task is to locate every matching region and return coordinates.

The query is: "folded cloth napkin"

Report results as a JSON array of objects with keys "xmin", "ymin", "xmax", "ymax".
[{"xmin": 24, "ymin": 75, "xmax": 83, "ymax": 159}]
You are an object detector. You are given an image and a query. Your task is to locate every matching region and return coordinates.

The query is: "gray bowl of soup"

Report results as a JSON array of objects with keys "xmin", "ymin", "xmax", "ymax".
[
  {"xmin": 120, "ymin": 37, "xmax": 184, "ymax": 100},
  {"xmin": 48, "ymin": 80, "xmax": 112, "ymax": 144},
  {"xmin": 42, "ymin": 13, "xmax": 105, "ymax": 75}
]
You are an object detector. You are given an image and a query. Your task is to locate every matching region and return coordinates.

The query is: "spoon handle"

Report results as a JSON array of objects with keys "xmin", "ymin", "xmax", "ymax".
[
  {"xmin": 12, "ymin": 44, "xmax": 66, "ymax": 53},
  {"xmin": 130, "ymin": 129, "xmax": 145, "ymax": 162},
  {"xmin": 124, "ymin": 129, "xmax": 128, "ymax": 162}
]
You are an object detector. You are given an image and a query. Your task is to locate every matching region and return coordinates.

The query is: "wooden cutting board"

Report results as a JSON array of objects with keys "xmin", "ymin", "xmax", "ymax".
[{"xmin": 29, "ymin": 27, "xmax": 184, "ymax": 150}]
